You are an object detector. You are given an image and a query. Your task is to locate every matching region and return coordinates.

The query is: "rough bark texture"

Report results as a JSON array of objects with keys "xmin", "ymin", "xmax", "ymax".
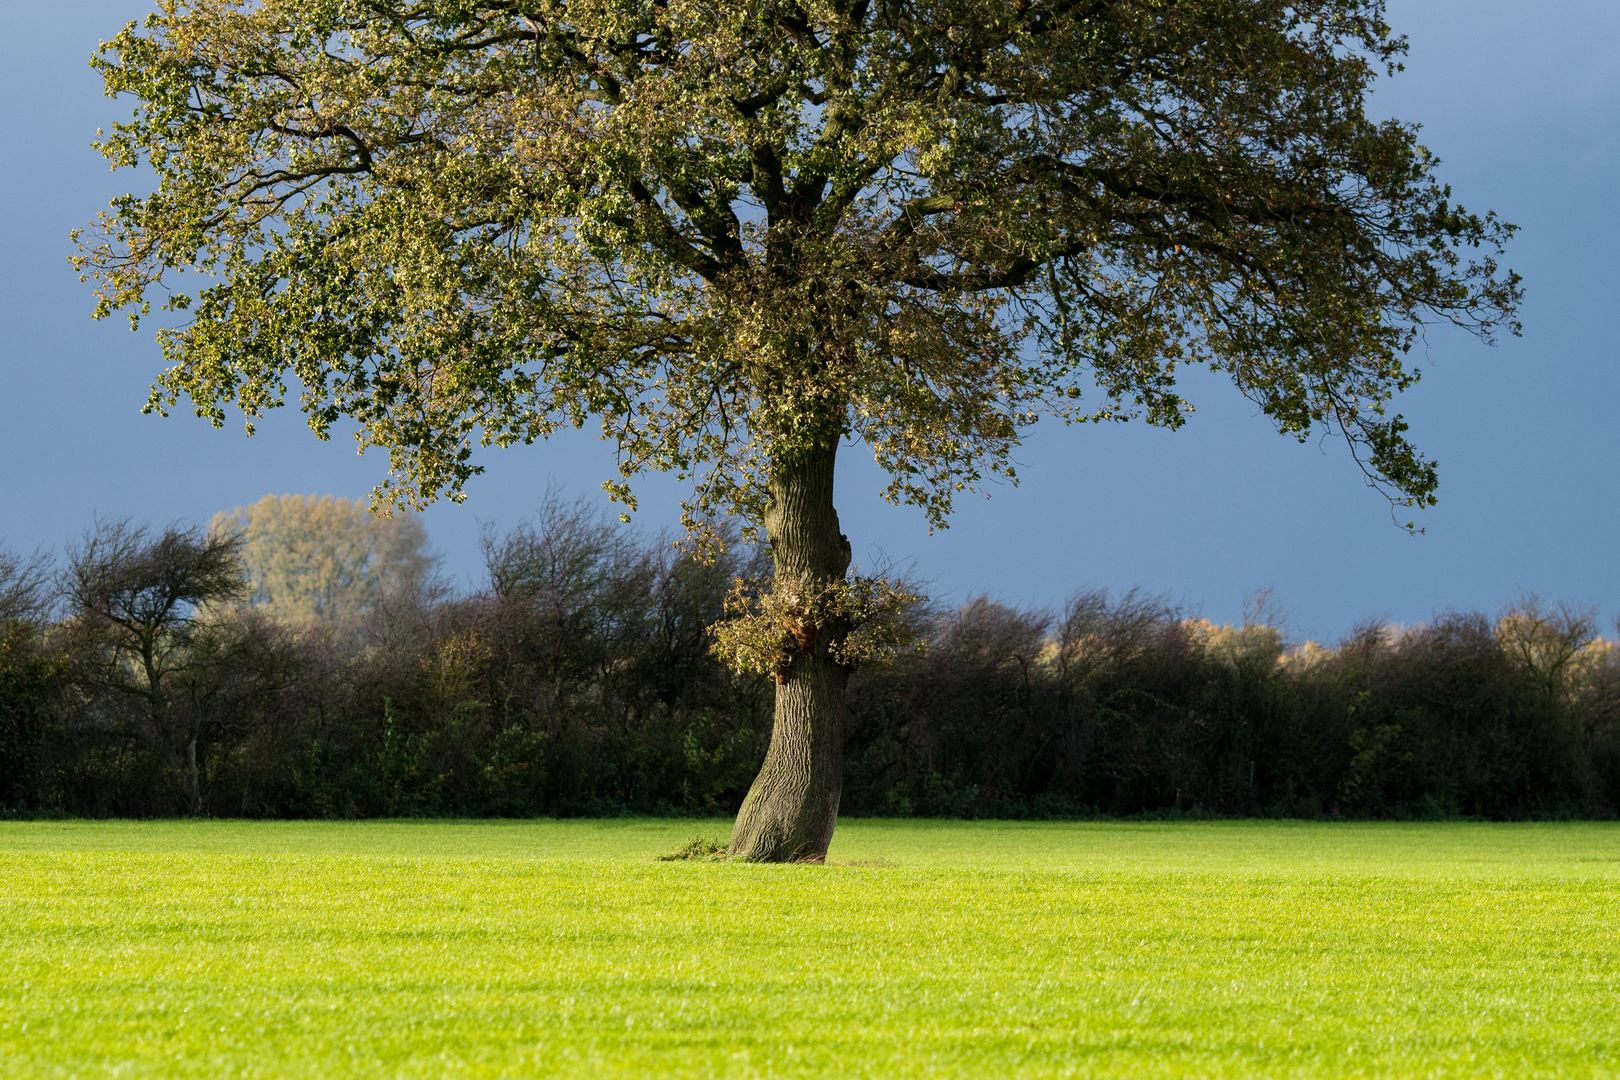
[{"xmin": 728, "ymin": 440, "xmax": 852, "ymax": 862}]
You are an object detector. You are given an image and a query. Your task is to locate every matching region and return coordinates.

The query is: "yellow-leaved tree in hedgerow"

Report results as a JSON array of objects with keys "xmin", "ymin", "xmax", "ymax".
[{"xmin": 211, "ymin": 494, "xmax": 436, "ymax": 635}]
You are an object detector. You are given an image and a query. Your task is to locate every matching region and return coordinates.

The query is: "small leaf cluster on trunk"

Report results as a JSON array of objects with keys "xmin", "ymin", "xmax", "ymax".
[{"xmin": 712, "ymin": 572, "xmax": 924, "ymax": 685}]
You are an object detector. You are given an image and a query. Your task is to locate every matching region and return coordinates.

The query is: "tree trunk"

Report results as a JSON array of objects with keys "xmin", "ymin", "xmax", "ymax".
[
  {"xmin": 142, "ymin": 645, "xmax": 194, "ymax": 812},
  {"xmin": 728, "ymin": 438, "xmax": 852, "ymax": 862},
  {"xmin": 186, "ymin": 725, "xmax": 202, "ymax": 816}
]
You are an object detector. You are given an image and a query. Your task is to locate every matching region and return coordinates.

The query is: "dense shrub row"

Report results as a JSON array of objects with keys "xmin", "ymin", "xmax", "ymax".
[
  {"xmin": 846, "ymin": 594, "xmax": 1620, "ymax": 819},
  {"xmin": 1, "ymin": 508, "xmax": 1617, "ymax": 819}
]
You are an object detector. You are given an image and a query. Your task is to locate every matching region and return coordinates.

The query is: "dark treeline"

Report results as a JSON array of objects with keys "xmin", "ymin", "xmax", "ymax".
[{"xmin": 2, "ymin": 504, "xmax": 1618, "ymax": 820}]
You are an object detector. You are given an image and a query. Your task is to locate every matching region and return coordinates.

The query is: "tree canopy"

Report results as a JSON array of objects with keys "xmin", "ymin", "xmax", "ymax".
[{"xmin": 80, "ymin": 0, "xmax": 1518, "ymax": 539}]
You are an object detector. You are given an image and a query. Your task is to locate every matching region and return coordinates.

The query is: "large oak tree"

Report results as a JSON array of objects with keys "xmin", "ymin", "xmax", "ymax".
[{"xmin": 80, "ymin": 0, "xmax": 1519, "ymax": 859}]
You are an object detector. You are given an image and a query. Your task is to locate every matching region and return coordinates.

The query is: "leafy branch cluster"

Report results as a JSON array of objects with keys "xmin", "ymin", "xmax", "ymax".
[
  {"xmin": 711, "ymin": 572, "xmax": 923, "ymax": 681},
  {"xmin": 77, "ymin": 0, "xmax": 1521, "ymax": 542}
]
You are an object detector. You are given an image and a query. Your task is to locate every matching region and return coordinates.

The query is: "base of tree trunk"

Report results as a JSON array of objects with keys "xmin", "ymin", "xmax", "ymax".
[{"xmin": 728, "ymin": 655, "xmax": 845, "ymax": 862}]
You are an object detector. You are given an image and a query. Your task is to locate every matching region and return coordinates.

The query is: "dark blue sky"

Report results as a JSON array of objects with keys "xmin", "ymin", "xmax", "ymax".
[{"xmin": 2, "ymin": 2, "xmax": 1616, "ymax": 641}]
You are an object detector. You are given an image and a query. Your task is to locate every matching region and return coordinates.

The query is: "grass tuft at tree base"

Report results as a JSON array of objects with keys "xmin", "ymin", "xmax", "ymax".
[{"xmin": 654, "ymin": 835, "xmax": 732, "ymax": 861}]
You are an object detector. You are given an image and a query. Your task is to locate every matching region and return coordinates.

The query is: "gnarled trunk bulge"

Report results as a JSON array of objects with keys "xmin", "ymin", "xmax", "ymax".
[{"xmin": 729, "ymin": 440, "xmax": 852, "ymax": 862}]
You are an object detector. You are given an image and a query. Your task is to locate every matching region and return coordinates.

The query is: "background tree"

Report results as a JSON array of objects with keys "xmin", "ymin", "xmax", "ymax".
[
  {"xmin": 62, "ymin": 520, "xmax": 247, "ymax": 813},
  {"xmin": 80, "ymin": 0, "xmax": 1519, "ymax": 859},
  {"xmin": 0, "ymin": 549, "xmax": 61, "ymax": 812},
  {"xmin": 1494, "ymin": 595, "xmax": 1597, "ymax": 706},
  {"xmin": 212, "ymin": 493, "xmax": 436, "ymax": 637},
  {"xmin": 0, "ymin": 549, "xmax": 54, "ymax": 628}
]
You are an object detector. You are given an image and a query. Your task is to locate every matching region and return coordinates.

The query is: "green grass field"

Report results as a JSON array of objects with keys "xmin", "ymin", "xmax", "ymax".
[{"xmin": 1, "ymin": 820, "xmax": 1616, "ymax": 1078}]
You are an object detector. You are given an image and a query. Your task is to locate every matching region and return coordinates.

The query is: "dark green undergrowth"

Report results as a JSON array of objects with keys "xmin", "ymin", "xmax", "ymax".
[{"xmin": 4, "ymin": 504, "xmax": 1618, "ymax": 822}]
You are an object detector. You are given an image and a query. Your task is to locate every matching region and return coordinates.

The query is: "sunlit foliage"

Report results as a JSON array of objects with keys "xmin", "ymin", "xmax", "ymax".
[{"xmin": 78, "ymin": 0, "xmax": 1519, "ymax": 540}]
